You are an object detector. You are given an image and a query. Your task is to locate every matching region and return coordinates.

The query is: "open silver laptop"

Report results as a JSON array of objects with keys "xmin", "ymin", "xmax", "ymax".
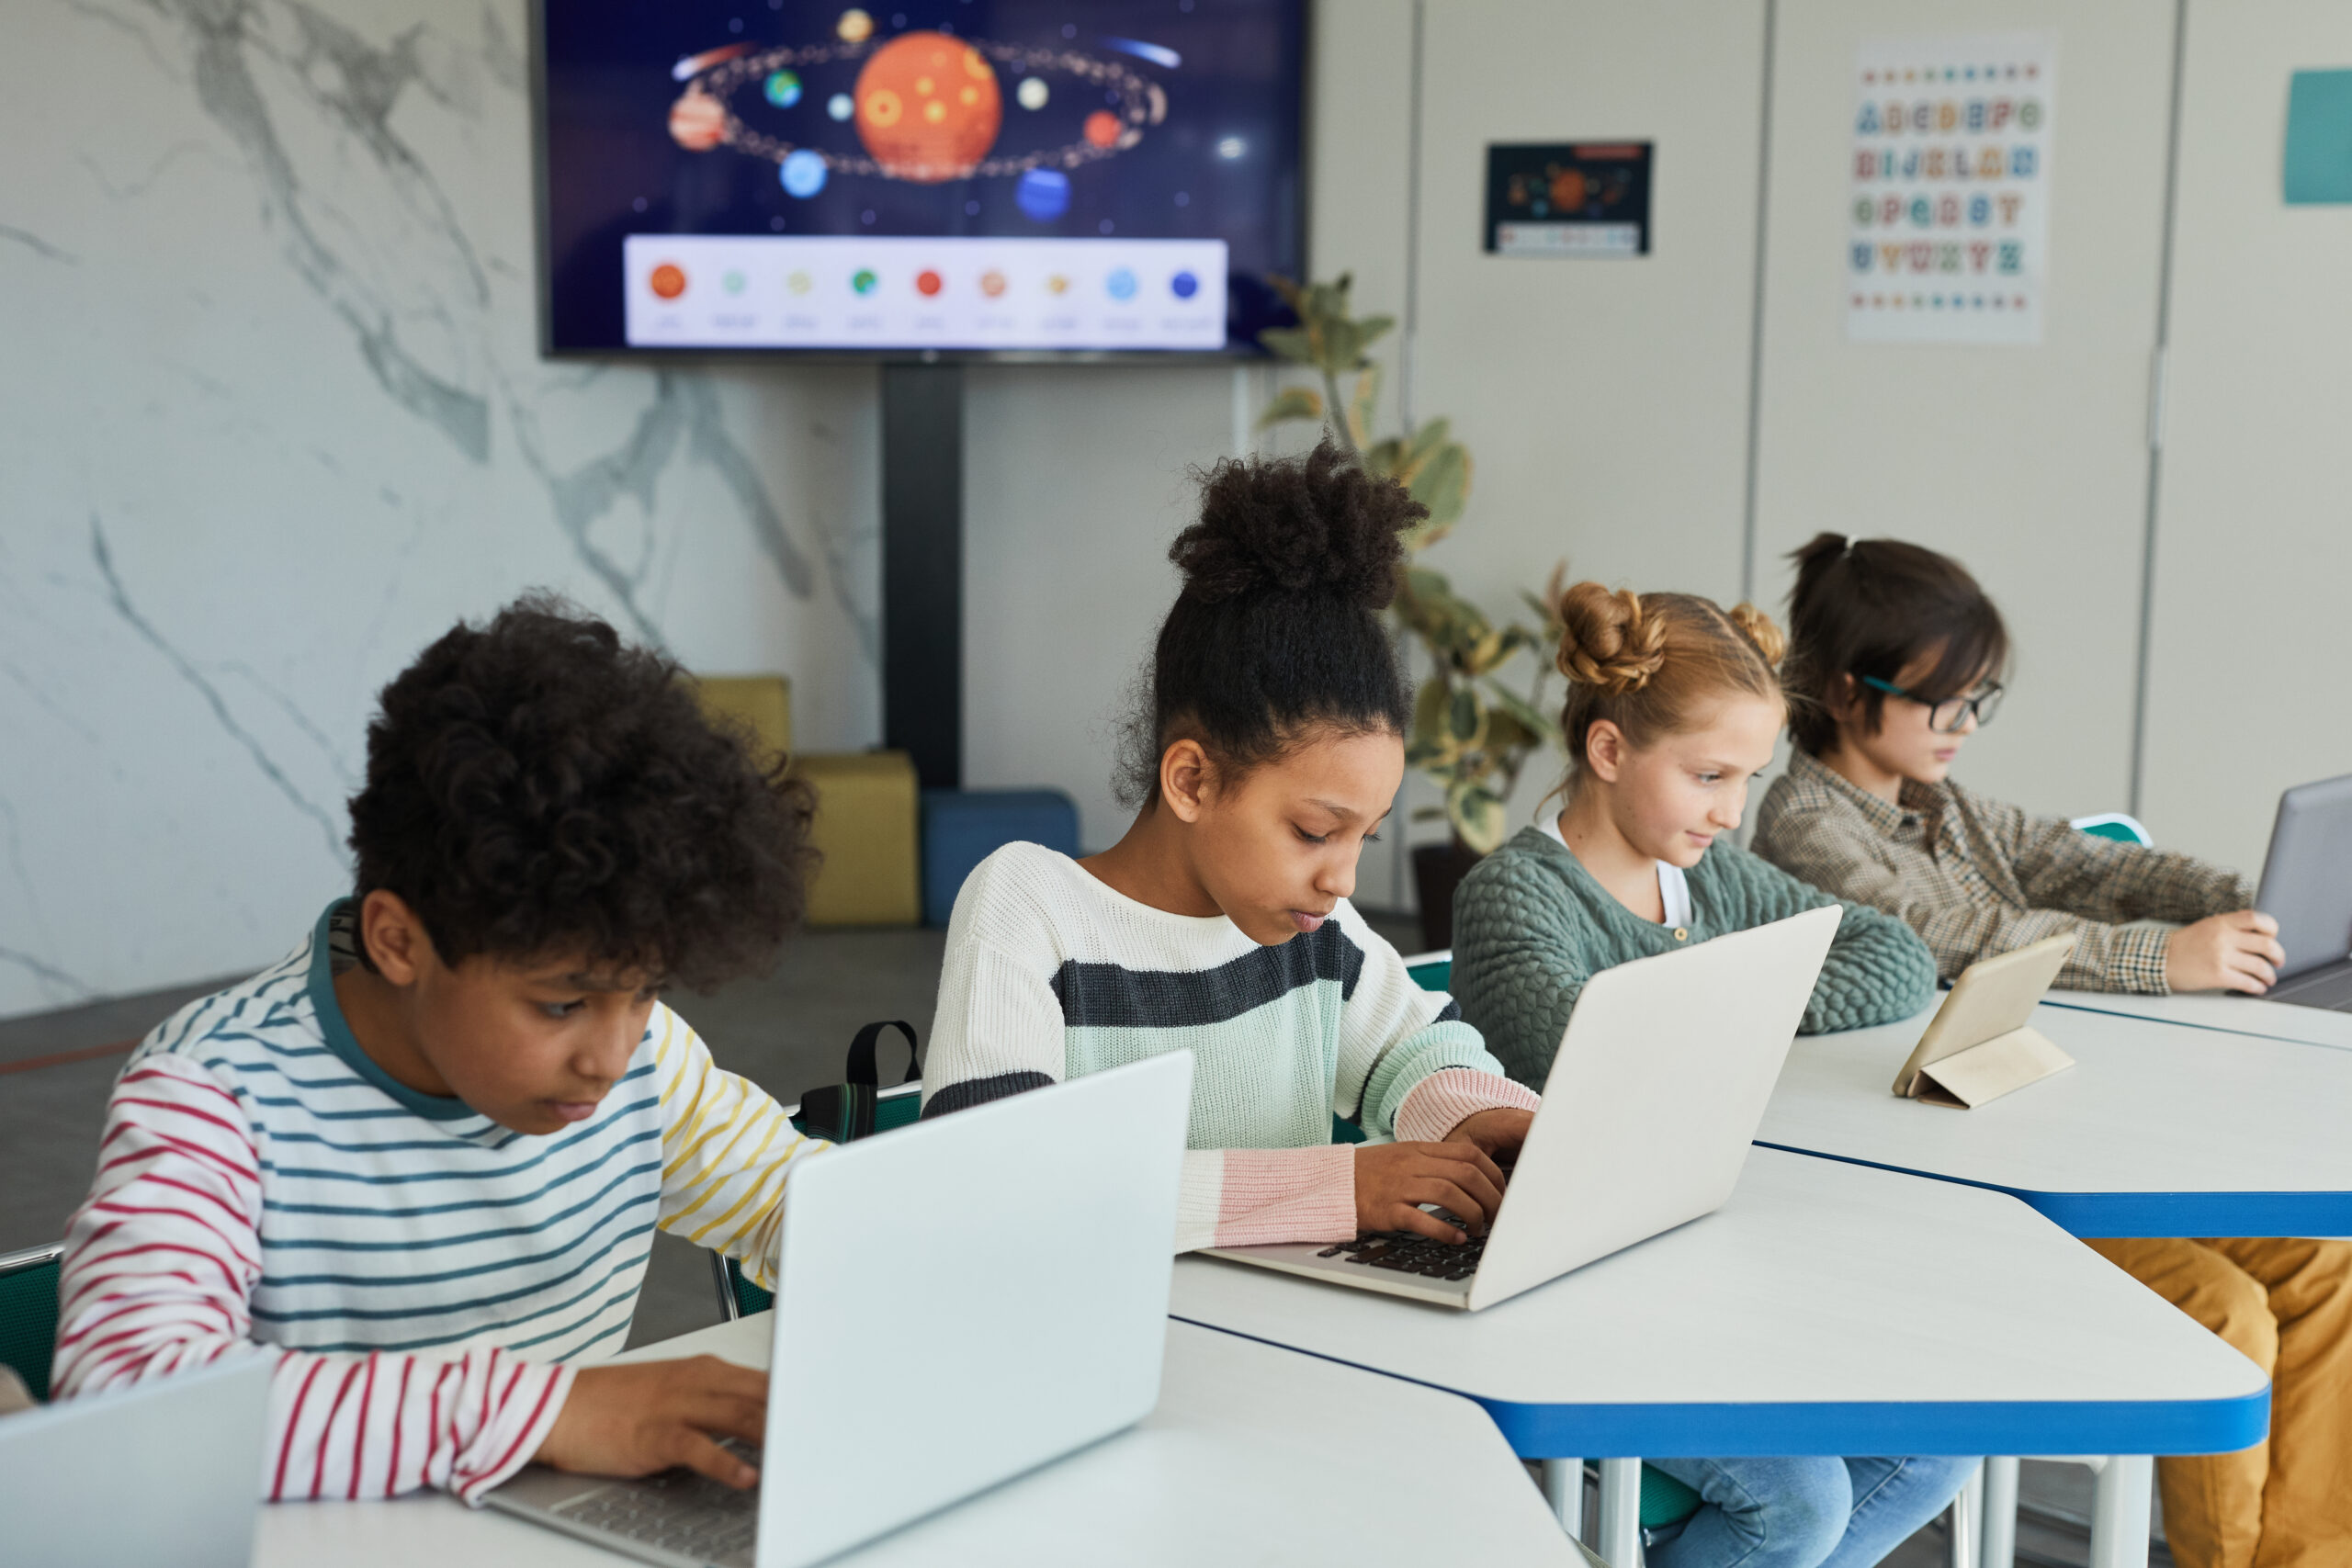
[
  {"xmin": 2249, "ymin": 773, "xmax": 2352, "ymax": 1011},
  {"xmin": 487, "ymin": 1050, "xmax": 1193, "ymax": 1568},
  {"xmin": 0, "ymin": 1350, "xmax": 273, "ymax": 1568},
  {"xmin": 1203, "ymin": 906, "xmax": 1841, "ymax": 1312}
]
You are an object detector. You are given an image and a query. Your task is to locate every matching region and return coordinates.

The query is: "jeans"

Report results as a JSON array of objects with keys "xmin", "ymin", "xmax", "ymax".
[{"xmin": 1645, "ymin": 1455, "xmax": 1979, "ymax": 1568}]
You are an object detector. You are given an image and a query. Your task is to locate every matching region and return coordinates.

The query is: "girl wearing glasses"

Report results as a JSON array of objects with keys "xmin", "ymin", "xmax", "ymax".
[
  {"xmin": 1754, "ymin": 536, "xmax": 2352, "ymax": 1568},
  {"xmin": 1753, "ymin": 532, "xmax": 2281, "ymax": 996}
]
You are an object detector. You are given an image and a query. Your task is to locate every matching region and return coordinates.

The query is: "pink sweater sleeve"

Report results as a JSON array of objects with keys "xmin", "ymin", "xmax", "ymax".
[
  {"xmin": 51, "ymin": 1055, "xmax": 572, "ymax": 1504},
  {"xmin": 1393, "ymin": 1067, "xmax": 1542, "ymax": 1145}
]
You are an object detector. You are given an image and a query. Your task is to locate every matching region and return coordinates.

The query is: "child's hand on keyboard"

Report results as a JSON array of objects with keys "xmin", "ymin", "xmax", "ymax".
[
  {"xmin": 1443, "ymin": 1107, "xmax": 1533, "ymax": 1169},
  {"xmin": 1353, "ymin": 1142, "xmax": 1508, "ymax": 1243},
  {"xmin": 537, "ymin": 1355, "xmax": 769, "ymax": 1488}
]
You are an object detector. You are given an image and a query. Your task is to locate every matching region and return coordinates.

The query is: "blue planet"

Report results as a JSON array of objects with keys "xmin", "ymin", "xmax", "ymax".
[
  {"xmin": 1170, "ymin": 270, "xmax": 1198, "ymax": 300},
  {"xmin": 1016, "ymin": 167, "xmax": 1070, "ymax": 222},
  {"xmin": 781, "ymin": 149, "xmax": 827, "ymax": 198},
  {"xmin": 764, "ymin": 70, "xmax": 802, "ymax": 108},
  {"xmin": 1105, "ymin": 266, "xmax": 1137, "ymax": 302}
]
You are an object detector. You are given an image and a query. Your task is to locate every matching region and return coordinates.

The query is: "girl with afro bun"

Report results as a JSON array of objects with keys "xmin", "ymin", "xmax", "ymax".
[
  {"xmin": 1450, "ymin": 581, "xmax": 1955, "ymax": 1568},
  {"xmin": 921, "ymin": 440, "xmax": 1539, "ymax": 1255}
]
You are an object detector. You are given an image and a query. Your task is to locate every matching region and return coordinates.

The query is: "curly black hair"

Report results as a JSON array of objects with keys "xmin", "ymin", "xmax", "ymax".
[
  {"xmin": 1115, "ymin": 439, "xmax": 1418, "ymax": 807},
  {"xmin": 346, "ymin": 594, "xmax": 817, "ymax": 989}
]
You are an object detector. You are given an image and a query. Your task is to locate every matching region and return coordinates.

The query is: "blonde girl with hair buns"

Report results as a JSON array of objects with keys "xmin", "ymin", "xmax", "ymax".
[{"xmin": 1451, "ymin": 582, "xmax": 1956, "ymax": 1568}]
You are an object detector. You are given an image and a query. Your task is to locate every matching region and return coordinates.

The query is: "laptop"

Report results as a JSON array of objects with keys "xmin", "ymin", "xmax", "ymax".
[
  {"xmin": 0, "ymin": 1350, "xmax": 273, "ymax": 1568},
  {"xmin": 1203, "ymin": 905, "xmax": 1842, "ymax": 1312},
  {"xmin": 487, "ymin": 1050, "xmax": 1193, "ymax": 1568},
  {"xmin": 2249, "ymin": 773, "xmax": 2352, "ymax": 1010}
]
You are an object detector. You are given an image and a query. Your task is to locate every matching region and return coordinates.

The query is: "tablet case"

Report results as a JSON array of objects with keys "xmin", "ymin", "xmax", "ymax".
[{"xmin": 1893, "ymin": 934, "xmax": 2077, "ymax": 1109}]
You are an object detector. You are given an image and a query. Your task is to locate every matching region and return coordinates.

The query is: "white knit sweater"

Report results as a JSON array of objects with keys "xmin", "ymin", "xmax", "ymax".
[{"xmin": 921, "ymin": 843, "xmax": 1539, "ymax": 1250}]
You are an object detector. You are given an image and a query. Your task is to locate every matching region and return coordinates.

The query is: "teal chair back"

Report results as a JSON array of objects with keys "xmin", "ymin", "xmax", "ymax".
[
  {"xmin": 2071, "ymin": 812, "xmax": 2153, "ymax": 847},
  {"xmin": 0, "ymin": 1243, "xmax": 64, "ymax": 1403},
  {"xmin": 715, "ymin": 1089, "xmax": 927, "ymax": 1319}
]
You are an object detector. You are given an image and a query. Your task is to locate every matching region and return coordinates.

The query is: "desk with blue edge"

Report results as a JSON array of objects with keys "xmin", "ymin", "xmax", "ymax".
[
  {"xmin": 1170, "ymin": 1147, "xmax": 2267, "ymax": 1568},
  {"xmin": 1757, "ymin": 999, "xmax": 2352, "ymax": 1238}
]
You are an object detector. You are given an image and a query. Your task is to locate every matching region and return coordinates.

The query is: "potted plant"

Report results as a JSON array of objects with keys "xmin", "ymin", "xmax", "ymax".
[{"xmin": 1256, "ymin": 274, "xmax": 1566, "ymax": 951}]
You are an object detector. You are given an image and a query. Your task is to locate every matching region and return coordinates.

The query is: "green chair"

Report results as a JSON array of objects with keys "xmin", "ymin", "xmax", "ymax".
[
  {"xmin": 0, "ymin": 1242, "xmax": 64, "ymax": 1403},
  {"xmin": 711, "ymin": 1085, "xmax": 927, "ymax": 1321},
  {"xmin": 2071, "ymin": 812, "xmax": 2154, "ymax": 847},
  {"xmin": 1399, "ymin": 953, "xmax": 1704, "ymax": 1540}
]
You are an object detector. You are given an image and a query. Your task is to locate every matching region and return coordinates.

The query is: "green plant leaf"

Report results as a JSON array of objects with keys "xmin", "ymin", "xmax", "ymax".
[
  {"xmin": 1410, "ymin": 805, "xmax": 1447, "ymax": 823},
  {"xmin": 1254, "ymin": 385, "xmax": 1325, "ymax": 431},
  {"xmin": 1446, "ymin": 686, "xmax": 1486, "ymax": 747},
  {"xmin": 1447, "ymin": 778, "xmax": 1510, "ymax": 855},
  {"xmin": 1483, "ymin": 678, "xmax": 1564, "ymax": 749},
  {"xmin": 1353, "ymin": 314, "xmax": 1396, "ymax": 360},
  {"xmin": 1408, "ymin": 677, "xmax": 1459, "ymax": 768},
  {"xmin": 1348, "ymin": 361, "xmax": 1382, "ymax": 450},
  {"xmin": 1257, "ymin": 326, "xmax": 1317, "ymax": 364}
]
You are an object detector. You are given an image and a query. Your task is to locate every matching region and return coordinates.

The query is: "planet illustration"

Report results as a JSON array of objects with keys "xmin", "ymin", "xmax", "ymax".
[
  {"xmin": 780, "ymin": 148, "xmax": 828, "ymax": 197},
  {"xmin": 1016, "ymin": 167, "xmax": 1070, "ymax": 221},
  {"xmin": 1170, "ymin": 270, "xmax": 1198, "ymax": 299},
  {"xmin": 1549, "ymin": 169, "xmax": 1588, "ymax": 210},
  {"xmin": 650, "ymin": 263, "xmax": 687, "ymax": 299},
  {"xmin": 851, "ymin": 268, "xmax": 878, "ymax": 295},
  {"xmin": 915, "ymin": 269, "xmax": 944, "ymax": 297},
  {"xmin": 979, "ymin": 269, "xmax": 1007, "ymax": 298},
  {"xmin": 786, "ymin": 270, "xmax": 813, "ymax": 294},
  {"xmin": 667, "ymin": 89, "xmax": 725, "ymax": 151},
  {"xmin": 1045, "ymin": 274, "xmax": 1069, "ymax": 295},
  {"xmin": 664, "ymin": 29, "xmax": 1166, "ymax": 194},
  {"xmin": 1105, "ymin": 266, "xmax": 1137, "ymax": 301},
  {"xmin": 854, "ymin": 32, "xmax": 1002, "ymax": 183}
]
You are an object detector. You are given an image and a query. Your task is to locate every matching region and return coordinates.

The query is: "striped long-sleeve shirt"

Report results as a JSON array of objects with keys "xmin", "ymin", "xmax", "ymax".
[
  {"xmin": 919, "ymin": 843, "xmax": 1540, "ymax": 1252},
  {"xmin": 51, "ymin": 900, "xmax": 820, "ymax": 1504}
]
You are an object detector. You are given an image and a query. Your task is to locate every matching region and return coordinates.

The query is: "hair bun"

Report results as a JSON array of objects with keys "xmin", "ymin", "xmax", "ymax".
[
  {"xmin": 1170, "ymin": 439, "xmax": 1419, "ymax": 613},
  {"xmin": 1554, "ymin": 581, "xmax": 1668, "ymax": 694},
  {"xmin": 1727, "ymin": 602, "xmax": 1787, "ymax": 669}
]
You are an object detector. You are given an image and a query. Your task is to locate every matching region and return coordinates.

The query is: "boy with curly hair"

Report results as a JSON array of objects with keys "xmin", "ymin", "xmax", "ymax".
[{"xmin": 51, "ymin": 596, "xmax": 820, "ymax": 1504}]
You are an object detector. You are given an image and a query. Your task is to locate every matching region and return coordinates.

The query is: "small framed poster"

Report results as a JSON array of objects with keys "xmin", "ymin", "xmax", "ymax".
[{"xmin": 1485, "ymin": 142, "xmax": 1653, "ymax": 256}]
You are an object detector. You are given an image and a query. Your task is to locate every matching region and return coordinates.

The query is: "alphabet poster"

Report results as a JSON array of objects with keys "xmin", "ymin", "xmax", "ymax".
[{"xmin": 1848, "ymin": 33, "xmax": 2056, "ymax": 345}]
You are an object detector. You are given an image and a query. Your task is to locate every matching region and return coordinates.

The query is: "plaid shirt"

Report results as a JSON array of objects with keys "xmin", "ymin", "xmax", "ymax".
[{"xmin": 1751, "ymin": 750, "xmax": 2252, "ymax": 995}]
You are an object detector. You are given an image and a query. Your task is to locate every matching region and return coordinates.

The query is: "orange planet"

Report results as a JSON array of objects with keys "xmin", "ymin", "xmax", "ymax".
[
  {"xmin": 1083, "ymin": 110, "xmax": 1120, "ymax": 150},
  {"xmin": 669, "ymin": 89, "xmax": 725, "ymax": 152},
  {"xmin": 854, "ymin": 31, "xmax": 1001, "ymax": 182}
]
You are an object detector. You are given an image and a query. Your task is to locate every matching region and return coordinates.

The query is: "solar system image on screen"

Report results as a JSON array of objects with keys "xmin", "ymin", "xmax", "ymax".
[{"xmin": 538, "ymin": 1, "xmax": 1306, "ymax": 355}]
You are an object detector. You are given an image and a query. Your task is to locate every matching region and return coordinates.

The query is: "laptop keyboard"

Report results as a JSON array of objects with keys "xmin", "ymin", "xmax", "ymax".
[
  {"xmin": 1317, "ymin": 1225, "xmax": 1485, "ymax": 1281},
  {"xmin": 555, "ymin": 1449, "xmax": 760, "ymax": 1568}
]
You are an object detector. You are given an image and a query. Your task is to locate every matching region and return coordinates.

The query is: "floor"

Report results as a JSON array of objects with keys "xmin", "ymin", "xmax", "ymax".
[{"xmin": 1, "ymin": 916, "xmax": 2161, "ymax": 1564}]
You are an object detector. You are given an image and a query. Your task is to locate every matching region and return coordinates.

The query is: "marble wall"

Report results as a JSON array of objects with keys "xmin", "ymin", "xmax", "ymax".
[{"xmin": 0, "ymin": 0, "xmax": 885, "ymax": 1019}]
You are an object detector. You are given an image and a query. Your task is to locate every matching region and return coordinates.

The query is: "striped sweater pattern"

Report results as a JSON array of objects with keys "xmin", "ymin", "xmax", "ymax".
[
  {"xmin": 920, "ymin": 844, "xmax": 1539, "ymax": 1251},
  {"xmin": 51, "ymin": 901, "xmax": 820, "ymax": 1504}
]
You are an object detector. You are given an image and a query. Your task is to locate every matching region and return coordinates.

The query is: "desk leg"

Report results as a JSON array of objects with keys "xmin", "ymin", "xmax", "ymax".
[
  {"xmin": 1980, "ymin": 1457, "xmax": 2019, "ymax": 1568},
  {"xmin": 1598, "ymin": 1459, "xmax": 1643, "ymax": 1568},
  {"xmin": 1945, "ymin": 1461, "xmax": 1982, "ymax": 1568},
  {"xmin": 2088, "ymin": 1456, "xmax": 2154, "ymax": 1568},
  {"xmin": 1542, "ymin": 1459, "xmax": 1586, "ymax": 1540}
]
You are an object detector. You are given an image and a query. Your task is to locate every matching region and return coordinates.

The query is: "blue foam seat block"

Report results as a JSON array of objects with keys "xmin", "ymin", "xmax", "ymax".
[{"xmin": 921, "ymin": 788, "xmax": 1081, "ymax": 927}]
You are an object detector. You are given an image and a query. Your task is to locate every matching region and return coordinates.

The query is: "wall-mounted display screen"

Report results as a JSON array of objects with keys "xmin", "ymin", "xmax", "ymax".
[{"xmin": 538, "ymin": 1, "xmax": 1306, "ymax": 356}]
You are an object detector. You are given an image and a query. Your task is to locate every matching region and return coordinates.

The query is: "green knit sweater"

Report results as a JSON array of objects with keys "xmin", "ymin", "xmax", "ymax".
[{"xmin": 1452, "ymin": 826, "xmax": 1938, "ymax": 1087}]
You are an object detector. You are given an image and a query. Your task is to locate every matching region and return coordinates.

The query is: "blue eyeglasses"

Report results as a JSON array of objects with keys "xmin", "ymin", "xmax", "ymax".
[{"xmin": 1859, "ymin": 675, "xmax": 2004, "ymax": 734}]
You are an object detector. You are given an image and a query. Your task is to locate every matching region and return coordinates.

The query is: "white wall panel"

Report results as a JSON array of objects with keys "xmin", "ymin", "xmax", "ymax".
[
  {"xmin": 1752, "ymin": 0, "xmax": 2176, "ymax": 820},
  {"xmin": 2138, "ymin": 0, "xmax": 2352, "ymax": 873}
]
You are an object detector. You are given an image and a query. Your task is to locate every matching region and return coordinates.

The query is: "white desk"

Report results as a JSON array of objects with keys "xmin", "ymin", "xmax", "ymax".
[
  {"xmin": 1756, "ymin": 1001, "xmax": 2352, "ymax": 1235},
  {"xmin": 254, "ymin": 1315, "xmax": 1583, "ymax": 1567},
  {"xmin": 2043, "ymin": 987, "xmax": 2352, "ymax": 1053},
  {"xmin": 1170, "ymin": 1148, "xmax": 2266, "ymax": 1568}
]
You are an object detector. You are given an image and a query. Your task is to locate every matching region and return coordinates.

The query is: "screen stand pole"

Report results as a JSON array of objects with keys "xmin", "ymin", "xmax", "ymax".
[{"xmin": 880, "ymin": 359, "xmax": 964, "ymax": 792}]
